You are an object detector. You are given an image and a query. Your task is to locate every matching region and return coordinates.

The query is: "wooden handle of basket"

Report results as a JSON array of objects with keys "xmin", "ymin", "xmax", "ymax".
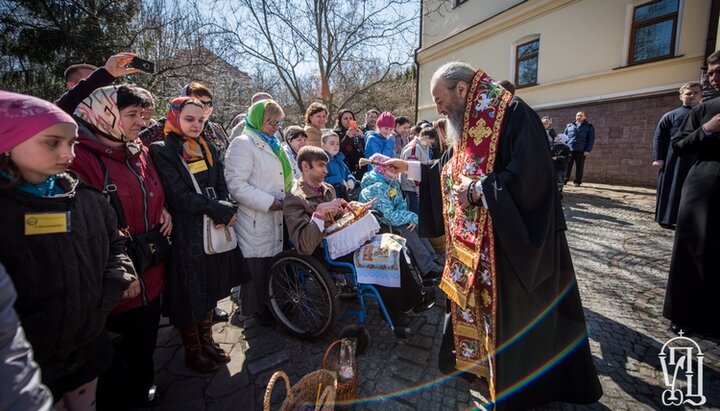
[
  {"xmin": 321, "ymin": 339, "xmax": 343, "ymax": 368},
  {"xmin": 263, "ymin": 371, "xmax": 291, "ymax": 411},
  {"xmin": 315, "ymin": 386, "xmax": 336, "ymax": 411}
]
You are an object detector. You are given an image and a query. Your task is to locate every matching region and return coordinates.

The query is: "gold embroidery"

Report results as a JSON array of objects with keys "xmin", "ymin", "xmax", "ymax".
[{"xmin": 469, "ymin": 118, "xmax": 492, "ymax": 146}]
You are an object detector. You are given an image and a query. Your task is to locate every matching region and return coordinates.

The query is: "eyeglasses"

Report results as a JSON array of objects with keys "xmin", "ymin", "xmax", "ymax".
[
  {"xmin": 268, "ymin": 119, "xmax": 284, "ymax": 127},
  {"xmin": 200, "ymin": 100, "xmax": 213, "ymax": 108}
]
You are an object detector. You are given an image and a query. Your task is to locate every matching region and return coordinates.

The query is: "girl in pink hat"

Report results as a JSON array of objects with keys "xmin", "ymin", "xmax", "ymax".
[{"xmin": 0, "ymin": 91, "xmax": 135, "ymax": 410}]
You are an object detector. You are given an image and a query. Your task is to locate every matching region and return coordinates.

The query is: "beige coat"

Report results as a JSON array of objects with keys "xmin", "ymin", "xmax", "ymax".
[
  {"xmin": 304, "ymin": 124, "xmax": 322, "ymax": 148},
  {"xmin": 283, "ymin": 179, "xmax": 336, "ymax": 256},
  {"xmin": 225, "ymin": 128, "xmax": 285, "ymax": 258}
]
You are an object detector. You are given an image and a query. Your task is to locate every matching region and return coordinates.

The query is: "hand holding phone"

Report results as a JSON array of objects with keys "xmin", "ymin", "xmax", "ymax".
[{"xmin": 349, "ymin": 120, "xmax": 358, "ymax": 129}]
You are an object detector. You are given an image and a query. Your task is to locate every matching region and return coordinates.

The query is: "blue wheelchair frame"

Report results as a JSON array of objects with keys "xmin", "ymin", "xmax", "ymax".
[{"xmin": 321, "ymin": 239, "xmax": 397, "ymax": 331}]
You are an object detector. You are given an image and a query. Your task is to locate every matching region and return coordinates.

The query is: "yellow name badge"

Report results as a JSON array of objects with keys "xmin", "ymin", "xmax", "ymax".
[
  {"xmin": 188, "ymin": 160, "xmax": 208, "ymax": 174},
  {"xmin": 24, "ymin": 212, "xmax": 71, "ymax": 236}
]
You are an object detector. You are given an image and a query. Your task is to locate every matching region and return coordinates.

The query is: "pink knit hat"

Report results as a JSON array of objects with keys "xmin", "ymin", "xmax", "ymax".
[
  {"xmin": 0, "ymin": 91, "xmax": 77, "ymax": 153},
  {"xmin": 375, "ymin": 111, "xmax": 395, "ymax": 129},
  {"xmin": 368, "ymin": 153, "xmax": 393, "ymax": 178}
]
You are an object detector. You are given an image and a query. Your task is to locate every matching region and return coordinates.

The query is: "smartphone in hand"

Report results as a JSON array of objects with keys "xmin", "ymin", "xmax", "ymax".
[
  {"xmin": 128, "ymin": 56, "xmax": 155, "ymax": 73},
  {"xmin": 349, "ymin": 120, "xmax": 358, "ymax": 129}
]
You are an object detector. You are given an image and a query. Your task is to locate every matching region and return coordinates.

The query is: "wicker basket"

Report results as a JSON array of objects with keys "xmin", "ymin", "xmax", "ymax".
[
  {"xmin": 264, "ymin": 370, "xmax": 337, "ymax": 411},
  {"xmin": 321, "ymin": 340, "xmax": 358, "ymax": 407}
]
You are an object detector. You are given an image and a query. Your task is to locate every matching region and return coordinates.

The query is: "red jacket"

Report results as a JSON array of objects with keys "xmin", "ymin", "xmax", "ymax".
[{"xmin": 70, "ymin": 128, "xmax": 166, "ymax": 313}]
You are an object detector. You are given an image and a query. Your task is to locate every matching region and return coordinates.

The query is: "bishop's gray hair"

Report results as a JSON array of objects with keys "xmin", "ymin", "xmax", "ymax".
[{"xmin": 431, "ymin": 62, "xmax": 475, "ymax": 90}]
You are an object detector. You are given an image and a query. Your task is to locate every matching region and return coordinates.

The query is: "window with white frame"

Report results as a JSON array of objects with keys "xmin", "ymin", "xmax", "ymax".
[{"xmin": 628, "ymin": 0, "xmax": 679, "ymax": 65}]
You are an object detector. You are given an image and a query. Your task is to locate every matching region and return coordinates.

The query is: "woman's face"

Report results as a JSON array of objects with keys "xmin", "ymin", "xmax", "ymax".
[
  {"xmin": 309, "ymin": 110, "xmax": 327, "ymax": 129},
  {"xmin": 9, "ymin": 123, "xmax": 77, "ymax": 184},
  {"xmin": 179, "ymin": 104, "xmax": 206, "ymax": 138},
  {"xmin": 289, "ymin": 134, "xmax": 308, "ymax": 153},
  {"xmin": 263, "ymin": 114, "xmax": 284, "ymax": 136},
  {"xmin": 119, "ymin": 104, "xmax": 146, "ymax": 141},
  {"xmin": 340, "ymin": 112, "xmax": 354, "ymax": 129}
]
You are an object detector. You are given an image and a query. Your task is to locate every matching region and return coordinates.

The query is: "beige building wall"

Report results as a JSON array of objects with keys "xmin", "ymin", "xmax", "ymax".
[{"xmin": 417, "ymin": 0, "xmax": 711, "ymax": 120}]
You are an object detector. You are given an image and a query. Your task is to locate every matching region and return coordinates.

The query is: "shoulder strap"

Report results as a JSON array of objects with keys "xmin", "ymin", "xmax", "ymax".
[
  {"xmin": 178, "ymin": 154, "xmax": 203, "ymax": 195},
  {"xmin": 91, "ymin": 151, "xmax": 129, "ymax": 230}
]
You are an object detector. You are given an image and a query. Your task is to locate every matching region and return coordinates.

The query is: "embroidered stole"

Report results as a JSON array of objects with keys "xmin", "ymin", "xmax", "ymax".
[{"xmin": 438, "ymin": 70, "xmax": 512, "ymax": 401}]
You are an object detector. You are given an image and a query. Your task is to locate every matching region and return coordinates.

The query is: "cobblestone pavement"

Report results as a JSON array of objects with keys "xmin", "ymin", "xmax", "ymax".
[{"xmin": 138, "ymin": 183, "xmax": 720, "ymax": 411}]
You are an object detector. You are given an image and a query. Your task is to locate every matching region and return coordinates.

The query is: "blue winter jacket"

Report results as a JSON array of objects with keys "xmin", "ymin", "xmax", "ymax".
[
  {"xmin": 324, "ymin": 151, "xmax": 354, "ymax": 186},
  {"xmin": 364, "ymin": 131, "xmax": 396, "ymax": 165},
  {"xmin": 359, "ymin": 170, "xmax": 417, "ymax": 227},
  {"xmin": 564, "ymin": 121, "xmax": 595, "ymax": 152}
]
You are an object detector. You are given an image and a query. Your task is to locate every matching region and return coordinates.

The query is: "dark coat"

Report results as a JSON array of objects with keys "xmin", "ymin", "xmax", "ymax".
[
  {"xmin": 564, "ymin": 120, "xmax": 595, "ymax": 152},
  {"xmin": 663, "ymin": 97, "xmax": 720, "ymax": 333},
  {"xmin": 334, "ymin": 125, "xmax": 366, "ymax": 180},
  {"xmin": 0, "ymin": 174, "xmax": 134, "ymax": 386},
  {"xmin": 653, "ymin": 105, "xmax": 696, "ymax": 227},
  {"xmin": 149, "ymin": 134, "xmax": 247, "ymax": 325},
  {"xmin": 551, "ymin": 142, "xmax": 572, "ymax": 171},
  {"xmin": 420, "ymin": 97, "xmax": 602, "ymax": 409}
]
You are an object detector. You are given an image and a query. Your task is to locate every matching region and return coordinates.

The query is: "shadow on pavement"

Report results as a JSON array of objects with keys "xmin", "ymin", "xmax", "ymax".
[{"xmin": 585, "ymin": 308, "xmax": 720, "ymax": 409}]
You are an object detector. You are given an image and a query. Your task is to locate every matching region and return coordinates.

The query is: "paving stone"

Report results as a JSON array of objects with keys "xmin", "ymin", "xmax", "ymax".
[
  {"xmin": 247, "ymin": 351, "xmax": 290, "ymax": 375},
  {"xmin": 145, "ymin": 184, "xmax": 720, "ymax": 410}
]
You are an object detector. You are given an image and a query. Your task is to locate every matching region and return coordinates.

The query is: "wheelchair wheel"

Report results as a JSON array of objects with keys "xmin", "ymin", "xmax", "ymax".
[{"xmin": 267, "ymin": 250, "xmax": 339, "ymax": 340}]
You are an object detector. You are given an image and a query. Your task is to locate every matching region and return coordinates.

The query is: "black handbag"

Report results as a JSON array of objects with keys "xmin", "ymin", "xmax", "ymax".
[
  {"xmin": 126, "ymin": 230, "xmax": 171, "ymax": 274},
  {"xmin": 93, "ymin": 153, "xmax": 171, "ymax": 274}
]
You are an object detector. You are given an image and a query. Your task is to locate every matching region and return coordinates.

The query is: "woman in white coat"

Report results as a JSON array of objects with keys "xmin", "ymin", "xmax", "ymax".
[{"xmin": 225, "ymin": 100, "xmax": 292, "ymax": 324}]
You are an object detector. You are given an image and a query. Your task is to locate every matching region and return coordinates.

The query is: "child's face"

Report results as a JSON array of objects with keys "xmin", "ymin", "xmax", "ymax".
[
  {"xmin": 383, "ymin": 166, "xmax": 398, "ymax": 179},
  {"xmin": 418, "ymin": 134, "xmax": 435, "ymax": 148},
  {"xmin": 395, "ymin": 123, "xmax": 411, "ymax": 137},
  {"xmin": 322, "ymin": 135, "xmax": 340, "ymax": 156},
  {"xmin": 10, "ymin": 123, "xmax": 77, "ymax": 184},
  {"xmin": 378, "ymin": 127, "xmax": 393, "ymax": 138}
]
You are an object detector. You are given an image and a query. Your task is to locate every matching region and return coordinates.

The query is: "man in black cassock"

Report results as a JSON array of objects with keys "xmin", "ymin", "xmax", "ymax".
[
  {"xmin": 652, "ymin": 82, "xmax": 703, "ymax": 229},
  {"xmin": 663, "ymin": 50, "xmax": 720, "ymax": 336},
  {"xmin": 383, "ymin": 62, "xmax": 602, "ymax": 409}
]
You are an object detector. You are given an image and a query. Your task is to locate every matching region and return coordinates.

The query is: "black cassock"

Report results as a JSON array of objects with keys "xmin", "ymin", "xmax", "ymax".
[
  {"xmin": 663, "ymin": 97, "xmax": 720, "ymax": 333},
  {"xmin": 418, "ymin": 97, "xmax": 602, "ymax": 409},
  {"xmin": 653, "ymin": 105, "xmax": 697, "ymax": 228}
]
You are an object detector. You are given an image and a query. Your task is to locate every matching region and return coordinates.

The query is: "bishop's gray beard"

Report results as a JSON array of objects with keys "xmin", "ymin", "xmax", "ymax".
[{"xmin": 445, "ymin": 110, "xmax": 464, "ymax": 148}]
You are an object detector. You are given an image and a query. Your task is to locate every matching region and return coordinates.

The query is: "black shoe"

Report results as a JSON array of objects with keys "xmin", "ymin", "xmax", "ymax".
[
  {"xmin": 670, "ymin": 323, "xmax": 692, "ymax": 335},
  {"xmin": 212, "ymin": 306, "xmax": 229, "ymax": 323},
  {"xmin": 413, "ymin": 287, "xmax": 436, "ymax": 313},
  {"xmin": 573, "ymin": 182, "xmax": 581, "ymax": 187}
]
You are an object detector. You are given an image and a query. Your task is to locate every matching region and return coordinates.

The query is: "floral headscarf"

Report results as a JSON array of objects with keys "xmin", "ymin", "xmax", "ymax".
[
  {"xmin": 74, "ymin": 86, "xmax": 125, "ymax": 142},
  {"xmin": 164, "ymin": 96, "xmax": 214, "ymax": 166},
  {"xmin": 368, "ymin": 153, "xmax": 393, "ymax": 179}
]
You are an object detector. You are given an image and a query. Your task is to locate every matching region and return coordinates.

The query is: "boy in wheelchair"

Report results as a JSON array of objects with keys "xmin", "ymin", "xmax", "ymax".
[{"xmin": 283, "ymin": 146, "xmax": 436, "ymax": 333}]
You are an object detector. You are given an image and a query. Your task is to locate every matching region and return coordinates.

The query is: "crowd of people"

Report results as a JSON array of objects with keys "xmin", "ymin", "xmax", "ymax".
[
  {"xmin": 3, "ymin": 46, "xmax": 717, "ymax": 411},
  {"xmin": 0, "ymin": 51, "xmax": 459, "ymax": 410}
]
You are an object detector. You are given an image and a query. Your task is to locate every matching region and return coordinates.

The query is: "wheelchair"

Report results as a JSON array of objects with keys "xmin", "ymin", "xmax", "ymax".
[{"xmin": 265, "ymin": 212, "xmax": 433, "ymax": 354}]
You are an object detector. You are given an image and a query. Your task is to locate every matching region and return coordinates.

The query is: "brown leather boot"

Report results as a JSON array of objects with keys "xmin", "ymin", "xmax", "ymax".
[
  {"xmin": 179, "ymin": 325, "xmax": 220, "ymax": 373},
  {"xmin": 199, "ymin": 312, "xmax": 230, "ymax": 363}
]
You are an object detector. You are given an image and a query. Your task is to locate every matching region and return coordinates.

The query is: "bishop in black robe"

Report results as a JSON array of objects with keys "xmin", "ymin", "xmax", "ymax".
[{"xmin": 405, "ymin": 67, "xmax": 602, "ymax": 409}]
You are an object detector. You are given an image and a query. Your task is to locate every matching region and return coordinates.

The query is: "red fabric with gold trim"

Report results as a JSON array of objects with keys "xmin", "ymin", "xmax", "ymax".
[{"xmin": 438, "ymin": 70, "xmax": 512, "ymax": 397}]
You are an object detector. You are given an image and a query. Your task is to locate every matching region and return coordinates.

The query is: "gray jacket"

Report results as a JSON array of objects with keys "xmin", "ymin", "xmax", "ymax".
[{"xmin": 0, "ymin": 263, "xmax": 53, "ymax": 410}]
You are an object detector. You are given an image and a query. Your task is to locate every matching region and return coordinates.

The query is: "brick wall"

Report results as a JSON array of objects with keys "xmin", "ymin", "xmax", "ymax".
[{"xmin": 536, "ymin": 93, "xmax": 680, "ymax": 187}]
